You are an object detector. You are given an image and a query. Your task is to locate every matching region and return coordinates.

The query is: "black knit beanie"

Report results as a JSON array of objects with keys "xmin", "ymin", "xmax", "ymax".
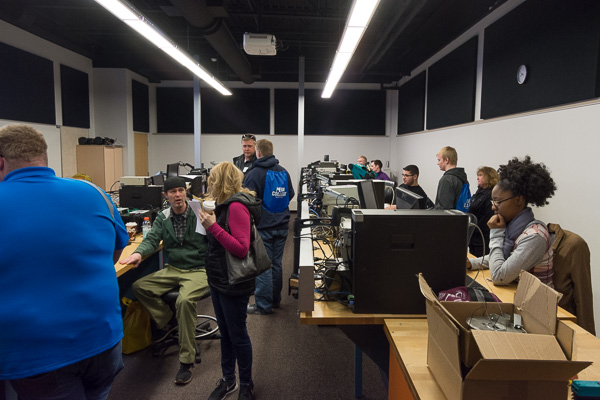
[{"xmin": 163, "ymin": 177, "xmax": 186, "ymax": 192}]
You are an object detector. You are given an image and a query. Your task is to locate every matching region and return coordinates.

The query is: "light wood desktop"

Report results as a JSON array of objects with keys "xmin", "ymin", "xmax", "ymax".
[
  {"xmin": 114, "ymin": 233, "xmax": 163, "ymax": 277},
  {"xmin": 299, "ymin": 268, "xmax": 577, "ymax": 325},
  {"xmin": 384, "ymin": 318, "xmax": 600, "ymax": 400}
]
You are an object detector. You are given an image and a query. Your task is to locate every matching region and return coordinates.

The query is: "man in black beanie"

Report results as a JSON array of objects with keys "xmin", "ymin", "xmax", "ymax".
[{"xmin": 119, "ymin": 176, "xmax": 208, "ymax": 385}]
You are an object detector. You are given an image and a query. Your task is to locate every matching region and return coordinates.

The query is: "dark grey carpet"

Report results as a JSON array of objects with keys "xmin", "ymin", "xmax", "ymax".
[{"xmin": 108, "ymin": 213, "xmax": 387, "ymax": 400}]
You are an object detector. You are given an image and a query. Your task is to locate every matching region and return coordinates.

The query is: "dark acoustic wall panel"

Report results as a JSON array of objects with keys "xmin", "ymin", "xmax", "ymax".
[
  {"xmin": 60, "ymin": 65, "xmax": 90, "ymax": 129},
  {"xmin": 481, "ymin": 0, "xmax": 600, "ymax": 119},
  {"xmin": 0, "ymin": 42, "xmax": 55, "ymax": 124},
  {"xmin": 274, "ymin": 89, "xmax": 299, "ymax": 135},
  {"xmin": 201, "ymin": 88, "xmax": 269, "ymax": 134},
  {"xmin": 305, "ymin": 89, "xmax": 386, "ymax": 135},
  {"xmin": 156, "ymin": 87, "xmax": 193, "ymax": 133},
  {"xmin": 132, "ymin": 80, "xmax": 149, "ymax": 133},
  {"xmin": 427, "ymin": 36, "xmax": 478, "ymax": 130},
  {"xmin": 397, "ymin": 71, "xmax": 426, "ymax": 135}
]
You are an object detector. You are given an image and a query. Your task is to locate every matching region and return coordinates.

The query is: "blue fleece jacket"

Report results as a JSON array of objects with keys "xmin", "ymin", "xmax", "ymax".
[{"xmin": 243, "ymin": 155, "xmax": 295, "ymax": 231}]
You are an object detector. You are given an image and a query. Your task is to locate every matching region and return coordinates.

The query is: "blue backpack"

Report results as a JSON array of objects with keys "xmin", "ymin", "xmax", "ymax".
[
  {"xmin": 263, "ymin": 170, "xmax": 290, "ymax": 213},
  {"xmin": 455, "ymin": 182, "xmax": 472, "ymax": 212}
]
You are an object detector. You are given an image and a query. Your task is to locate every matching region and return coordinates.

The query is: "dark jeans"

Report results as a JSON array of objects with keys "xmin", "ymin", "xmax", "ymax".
[
  {"xmin": 255, "ymin": 229, "xmax": 288, "ymax": 312},
  {"xmin": 9, "ymin": 341, "xmax": 123, "ymax": 400},
  {"xmin": 210, "ymin": 288, "xmax": 253, "ymax": 384}
]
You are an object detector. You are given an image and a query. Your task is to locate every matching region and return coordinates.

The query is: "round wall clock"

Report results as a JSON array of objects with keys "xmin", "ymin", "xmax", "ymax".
[{"xmin": 517, "ymin": 64, "xmax": 527, "ymax": 84}]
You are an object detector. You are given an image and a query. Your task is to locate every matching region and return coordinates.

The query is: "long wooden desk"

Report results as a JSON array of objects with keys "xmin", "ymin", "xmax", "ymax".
[
  {"xmin": 295, "ymin": 199, "xmax": 576, "ymax": 397},
  {"xmin": 300, "ymin": 268, "xmax": 576, "ymax": 325},
  {"xmin": 299, "ymin": 266, "xmax": 577, "ymax": 398},
  {"xmin": 384, "ymin": 318, "xmax": 600, "ymax": 400},
  {"xmin": 115, "ymin": 233, "xmax": 163, "ymax": 277}
]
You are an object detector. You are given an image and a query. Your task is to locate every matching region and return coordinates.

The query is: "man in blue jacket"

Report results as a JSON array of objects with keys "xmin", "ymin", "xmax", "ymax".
[
  {"xmin": 243, "ymin": 139, "xmax": 295, "ymax": 315},
  {"xmin": 0, "ymin": 124, "xmax": 129, "ymax": 398}
]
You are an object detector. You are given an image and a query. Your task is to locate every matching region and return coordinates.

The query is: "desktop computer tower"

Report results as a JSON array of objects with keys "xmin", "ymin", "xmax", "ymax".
[{"xmin": 350, "ymin": 209, "xmax": 468, "ymax": 314}]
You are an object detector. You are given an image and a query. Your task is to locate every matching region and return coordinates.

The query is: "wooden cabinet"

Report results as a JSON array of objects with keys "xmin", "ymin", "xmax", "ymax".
[{"xmin": 76, "ymin": 145, "xmax": 123, "ymax": 191}]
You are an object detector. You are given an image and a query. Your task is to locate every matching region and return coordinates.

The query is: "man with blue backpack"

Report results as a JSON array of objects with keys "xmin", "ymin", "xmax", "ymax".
[
  {"xmin": 243, "ymin": 139, "xmax": 295, "ymax": 315},
  {"xmin": 434, "ymin": 146, "xmax": 471, "ymax": 211}
]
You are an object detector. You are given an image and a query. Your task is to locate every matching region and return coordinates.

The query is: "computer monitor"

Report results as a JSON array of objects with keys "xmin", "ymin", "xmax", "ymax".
[
  {"xmin": 322, "ymin": 185, "xmax": 361, "ymax": 214},
  {"xmin": 166, "ymin": 163, "xmax": 179, "ymax": 178},
  {"xmin": 395, "ymin": 186, "xmax": 424, "ymax": 209},
  {"xmin": 151, "ymin": 173, "xmax": 165, "ymax": 186},
  {"xmin": 357, "ymin": 180, "xmax": 382, "ymax": 209},
  {"xmin": 350, "ymin": 209, "xmax": 468, "ymax": 314},
  {"xmin": 119, "ymin": 185, "xmax": 164, "ymax": 209},
  {"xmin": 334, "ymin": 179, "xmax": 385, "ymax": 209}
]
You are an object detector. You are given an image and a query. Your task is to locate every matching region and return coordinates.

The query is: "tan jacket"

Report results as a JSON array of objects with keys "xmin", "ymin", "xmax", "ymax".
[{"xmin": 548, "ymin": 223, "xmax": 595, "ymax": 335}]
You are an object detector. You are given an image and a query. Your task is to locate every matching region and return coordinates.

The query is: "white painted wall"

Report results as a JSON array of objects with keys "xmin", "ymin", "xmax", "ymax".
[
  {"xmin": 389, "ymin": 102, "xmax": 600, "ymax": 333},
  {"xmin": 148, "ymin": 132, "xmax": 393, "ymax": 210}
]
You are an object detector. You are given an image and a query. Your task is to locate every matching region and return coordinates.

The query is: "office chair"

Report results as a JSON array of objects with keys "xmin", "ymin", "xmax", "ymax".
[{"xmin": 152, "ymin": 289, "xmax": 221, "ymax": 364}]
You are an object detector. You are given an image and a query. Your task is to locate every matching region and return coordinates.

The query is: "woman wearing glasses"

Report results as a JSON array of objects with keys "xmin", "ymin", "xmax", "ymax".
[{"xmin": 467, "ymin": 156, "xmax": 556, "ymax": 287}]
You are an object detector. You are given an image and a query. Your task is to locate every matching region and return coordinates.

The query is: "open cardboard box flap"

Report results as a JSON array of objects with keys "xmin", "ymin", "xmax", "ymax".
[
  {"xmin": 465, "ymin": 358, "xmax": 591, "ymax": 382},
  {"xmin": 418, "ymin": 272, "xmax": 463, "ymax": 327},
  {"xmin": 513, "ymin": 271, "xmax": 563, "ymax": 335},
  {"xmin": 472, "ymin": 330, "xmax": 566, "ymax": 361}
]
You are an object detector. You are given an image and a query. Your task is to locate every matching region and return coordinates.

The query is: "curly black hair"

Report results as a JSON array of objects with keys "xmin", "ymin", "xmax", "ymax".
[{"xmin": 496, "ymin": 156, "xmax": 556, "ymax": 207}]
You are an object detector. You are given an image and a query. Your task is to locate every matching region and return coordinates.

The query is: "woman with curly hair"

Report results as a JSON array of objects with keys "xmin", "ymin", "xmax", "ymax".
[
  {"xmin": 467, "ymin": 156, "xmax": 557, "ymax": 287},
  {"xmin": 468, "ymin": 166, "xmax": 499, "ymax": 257}
]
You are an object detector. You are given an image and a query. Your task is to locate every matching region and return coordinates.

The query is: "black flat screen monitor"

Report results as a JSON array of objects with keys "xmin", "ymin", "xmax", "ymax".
[
  {"xmin": 350, "ymin": 209, "xmax": 468, "ymax": 314},
  {"xmin": 357, "ymin": 180, "xmax": 383, "ymax": 209},
  {"xmin": 119, "ymin": 185, "xmax": 163, "ymax": 209},
  {"xmin": 166, "ymin": 163, "xmax": 179, "ymax": 178},
  {"xmin": 395, "ymin": 186, "xmax": 424, "ymax": 209}
]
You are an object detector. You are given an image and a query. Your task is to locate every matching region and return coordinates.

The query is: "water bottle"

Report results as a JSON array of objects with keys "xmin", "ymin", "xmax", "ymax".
[{"xmin": 142, "ymin": 217, "xmax": 151, "ymax": 239}]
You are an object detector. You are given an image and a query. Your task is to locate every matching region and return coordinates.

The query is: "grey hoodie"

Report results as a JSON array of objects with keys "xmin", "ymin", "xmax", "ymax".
[{"xmin": 434, "ymin": 167, "xmax": 468, "ymax": 209}]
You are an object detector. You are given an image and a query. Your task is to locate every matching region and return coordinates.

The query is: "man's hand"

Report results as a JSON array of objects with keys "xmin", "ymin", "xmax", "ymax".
[
  {"xmin": 119, "ymin": 252, "xmax": 142, "ymax": 268},
  {"xmin": 487, "ymin": 213, "xmax": 506, "ymax": 230}
]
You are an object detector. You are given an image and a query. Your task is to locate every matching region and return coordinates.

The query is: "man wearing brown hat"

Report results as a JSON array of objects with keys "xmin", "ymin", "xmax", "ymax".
[{"xmin": 119, "ymin": 177, "xmax": 208, "ymax": 385}]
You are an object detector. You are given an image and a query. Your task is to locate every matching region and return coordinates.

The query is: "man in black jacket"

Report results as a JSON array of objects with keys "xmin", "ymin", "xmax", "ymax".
[
  {"xmin": 233, "ymin": 134, "xmax": 257, "ymax": 175},
  {"xmin": 400, "ymin": 164, "xmax": 434, "ymax": 209},
  {"xmin": 243, "ymin": 139, "xmax": 295, "ymax": 315}
]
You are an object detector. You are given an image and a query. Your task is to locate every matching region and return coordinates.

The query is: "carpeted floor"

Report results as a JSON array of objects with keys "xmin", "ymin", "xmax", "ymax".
[{"xmin": 108, "ymin": 213, "xmax": 388, "ymax": 400}]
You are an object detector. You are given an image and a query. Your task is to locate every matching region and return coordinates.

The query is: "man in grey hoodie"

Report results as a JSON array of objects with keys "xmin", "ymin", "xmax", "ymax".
[{"xmin": 434, "ymin": 146, "xmax": 468, "ymax": 209}]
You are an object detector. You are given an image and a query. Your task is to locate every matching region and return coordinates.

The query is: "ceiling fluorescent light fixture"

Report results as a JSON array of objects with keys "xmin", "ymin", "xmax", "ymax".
[
  {"xmin": 94, "ymin": 0, "xmax": 231, "ymax": 95},
  {"xmin": 321, "ymin": 0, "xmax": 381, "ymax": 98}
]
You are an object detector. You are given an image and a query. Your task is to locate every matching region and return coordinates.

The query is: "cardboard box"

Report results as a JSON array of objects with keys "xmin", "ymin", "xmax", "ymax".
[{"xmin": 419, "ymin": 271, "xmax": 591, "ymax": 400}]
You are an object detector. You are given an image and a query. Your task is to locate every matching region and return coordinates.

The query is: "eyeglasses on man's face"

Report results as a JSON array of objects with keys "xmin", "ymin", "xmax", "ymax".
[
  {"xmin": 241, "ymin": 134, "xmax": 256, "ymax": 141},
  {"xmin": 490, "ymin": 194, "xmax": 518, "ymax": 207},
  {"xmin": 402, "ymin": 174, "xmax": 414, "ymax": 177}
]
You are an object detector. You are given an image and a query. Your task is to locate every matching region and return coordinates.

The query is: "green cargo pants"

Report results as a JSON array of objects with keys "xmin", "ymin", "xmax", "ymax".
[{"xmin": 132, "ymin": 265, "xmax": 209, "ymax": 364}]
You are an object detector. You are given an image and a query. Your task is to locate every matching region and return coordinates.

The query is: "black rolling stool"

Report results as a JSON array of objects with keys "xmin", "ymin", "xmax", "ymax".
[{"xmin": 152, "ymin": 289, "xmax": 220, "ymax": 364}]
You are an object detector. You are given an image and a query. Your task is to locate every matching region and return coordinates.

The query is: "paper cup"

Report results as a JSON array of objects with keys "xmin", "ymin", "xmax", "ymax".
[
  {"xmin": 202, "ymin": 200, "xmax": 216, "ymax": 212},
  {"xmin": 125, "ymin": 222, "xmax": 137, "ymax": 241}
]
